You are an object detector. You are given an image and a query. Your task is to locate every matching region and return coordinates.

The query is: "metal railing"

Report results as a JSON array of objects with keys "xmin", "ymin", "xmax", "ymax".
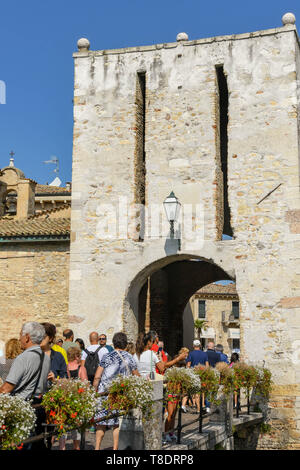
[
  {"xmin": 164, "ymin": 392, "xmax": 219, "ymax": 445},
  {"xmin": 165, "ymin": 390, "xmax": 254, "ymax": 445}
]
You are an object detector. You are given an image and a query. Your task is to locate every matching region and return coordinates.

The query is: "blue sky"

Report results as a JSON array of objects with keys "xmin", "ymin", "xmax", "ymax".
[{"xmin": 0, "ymin": 0, "xmax": 299, "ymax": 185}]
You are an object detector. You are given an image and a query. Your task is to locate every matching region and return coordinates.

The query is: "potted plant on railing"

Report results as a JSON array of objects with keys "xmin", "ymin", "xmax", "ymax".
[
  {"xmin": 254, "ymin": 367, "xmax": 272, "ymax": 400},
  {"xmin": 216, "ymin": 362, "xmax": 236, "ymax": 398},
  {"xmin": 232, "ymin": 362, "xmax": 259, "ymax": 411},
  {"xmin": 0, "ymin": 394, "xmax": 36, "ymax": 450},
  {"xmin": 103, "ymin": 375, "xmax": 154, "ymax": 422},
  {"xmin": 194, "ymin": 365, "xmax": 220, "ymax": 407},
  {"xmin": 42, "ymin": 379, "xmax": 98, "ymax": 437},
  {"xmin": 164, "ymin": 367, "xmax": 201, "ymax": 402}
]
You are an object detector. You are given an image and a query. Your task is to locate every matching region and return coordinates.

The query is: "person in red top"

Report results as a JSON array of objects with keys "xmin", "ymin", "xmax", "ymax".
[{"xmin": 150, "ymin": 332, "xmax": 167, "ymax": 374}]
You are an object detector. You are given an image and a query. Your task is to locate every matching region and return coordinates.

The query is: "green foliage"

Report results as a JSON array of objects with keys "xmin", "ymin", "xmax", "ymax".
[
  {"xmin": 215, "ymin": 443, "xmax": 226, "ymax": 450},
  {"xmin": 232, "ymin": 363, "xmax": 259, "ymax": 395},
  {"xmin": 194, "ymin": 319, "xmax": 207, "ymax": 339},
  {"xmin": 255, "ymin": 367, "xmax": 273, "ymax": 399},
  {"xmin": 260, "ymin": 422, "xmax": 272, "ymax": 434},
  {"xmin": 215, "ymin": 362, "xmax": 236, "ymax": 397}
]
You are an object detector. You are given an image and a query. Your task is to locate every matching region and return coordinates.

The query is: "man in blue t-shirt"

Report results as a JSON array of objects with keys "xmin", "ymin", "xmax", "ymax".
[
  {"xmin": 186, "ymin": 340, "xmax": 209, "ymax": 368},
  {"xmin": 215, "ymin": 344, "xmax": 229, "ymax": 364},
  {"xmin": 206, "ymin": 342, "xmax": 221, "ymax": 368},
  {"xmin": 183, "ymin": 340, "xmax": 209, "ymax": 413}
]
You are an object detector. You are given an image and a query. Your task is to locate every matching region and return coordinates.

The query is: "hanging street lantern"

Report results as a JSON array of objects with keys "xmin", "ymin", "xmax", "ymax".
[{"xmin": 163, "ymin": 191, "xmax": 181, "ymax": 240}]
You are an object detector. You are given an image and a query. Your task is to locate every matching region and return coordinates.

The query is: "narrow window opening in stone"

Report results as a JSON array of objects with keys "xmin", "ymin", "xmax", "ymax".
[
  {"xmin": 198, "ymin": 300, "xmax": 206, "ymax": 319},
  {"xmin": 134, "ymin": 72, "xmax": 146, "ymax": 241},
  {"xmin": 216, "ymin": 65, "xmax": 233, "ymax": 238}
]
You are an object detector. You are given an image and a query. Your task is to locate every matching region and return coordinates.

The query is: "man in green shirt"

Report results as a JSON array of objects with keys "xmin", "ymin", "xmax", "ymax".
[{"xmin": 62, "ymin": 329, "xmax": 78, "ymax": 352}]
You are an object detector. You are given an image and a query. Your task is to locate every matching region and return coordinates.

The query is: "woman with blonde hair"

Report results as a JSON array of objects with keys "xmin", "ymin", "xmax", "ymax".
[
  {"xmin": 58, "ymin": 347, "xmax": 88, "ymax": 451},
  {"xmin": 164, "ymin": 347, "xmax": 189, "ymax": 443},
  {"xmin": 0, "ymin": 338, "xmax": 22, "ymax": 382},
  {"xmin": 125, "ymin": 342, "xmax": 136, "ymax": 356}
]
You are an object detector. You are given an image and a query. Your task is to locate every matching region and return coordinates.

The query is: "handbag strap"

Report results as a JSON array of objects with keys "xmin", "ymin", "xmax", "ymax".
[{"xmin": 115, "ymin": 349, "xmax": 130, "ymax": 376}]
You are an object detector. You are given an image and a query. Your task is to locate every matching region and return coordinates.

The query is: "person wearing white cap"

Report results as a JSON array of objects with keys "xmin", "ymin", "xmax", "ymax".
[{"xmin": 181, "ymin": 340, "xmax": 209, "ymax": 413}]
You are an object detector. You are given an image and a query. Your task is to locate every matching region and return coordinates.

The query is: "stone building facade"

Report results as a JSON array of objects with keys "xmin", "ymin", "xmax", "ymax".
[
  {"xmin": 183, "ymin": 282, "xmax": 240, "ymax": 355},
  {"xmin": 70, "ymin": 15, "xmax": 300, "ymax": 448},
  {"xmin": 0, "ymin": 162, "xmax": 71, "ymax": 344}
]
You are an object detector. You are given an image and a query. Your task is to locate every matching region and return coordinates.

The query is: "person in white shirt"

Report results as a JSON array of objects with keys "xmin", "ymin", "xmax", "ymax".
[
  {"xmin": 133, "ymin": 332, "xmax": 187, "ymax": 378},
  {"xmin": 81, "ymin": 332, "xmax": 109, "ymax": 387},
  {"xmin": 81, "ymin": 332, "xmax": 109, "ymax": 365}
]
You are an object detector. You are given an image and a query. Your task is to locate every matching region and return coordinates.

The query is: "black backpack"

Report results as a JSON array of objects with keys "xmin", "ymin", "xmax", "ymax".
[{"xmin": 84, "ymin": 347, "xmax": 101, "ymax": 382}]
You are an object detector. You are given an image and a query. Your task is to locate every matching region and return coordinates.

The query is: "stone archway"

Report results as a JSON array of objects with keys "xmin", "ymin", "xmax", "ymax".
[{"xmin": 124, "ymin": 255, "xmax": 234, "ymax": 356}]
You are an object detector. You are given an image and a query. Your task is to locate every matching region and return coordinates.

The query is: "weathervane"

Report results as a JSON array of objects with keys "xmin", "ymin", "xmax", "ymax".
[{"xmin": 43, "ymin": 156, "xmax": 59, "ymax": 176}]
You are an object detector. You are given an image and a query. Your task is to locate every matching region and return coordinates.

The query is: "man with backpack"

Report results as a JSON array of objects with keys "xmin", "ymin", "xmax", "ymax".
[{"xmin": 81, "ymin": 332, "xmax": 109, "ymax": 384}]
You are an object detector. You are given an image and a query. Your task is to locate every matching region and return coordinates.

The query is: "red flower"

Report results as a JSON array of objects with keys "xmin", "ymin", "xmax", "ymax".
[
  {"xmin": 121, "ymin": 384, "xmax": 125, "ymax": 387},
  {"xmin": 50, "ymin": 410, "xmax": 56, "ymax": 417},
  {"xmin": 78, "ymin": 388, "xmax": 84, "ymax": 394},
  {"xmin": 17, "ymin": 443, "xmax": 23, "ymax": 450},
  {"xmin": 71, "ymin": 412, "xmax": 78, "ymax": 418},
  {"xmin": 1, "ymin": 425, "xmax": 6, "ymax": 430}
]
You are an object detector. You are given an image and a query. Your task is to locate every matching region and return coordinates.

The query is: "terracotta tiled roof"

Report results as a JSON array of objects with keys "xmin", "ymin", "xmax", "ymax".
[
  {"xmin": 196, "ymin": 282, "xmax": 237, "ymax": 296},
  {"xmin": 0, "ymin": 218, "xmax": 70, "ymax": 238},
  {"xmin": 35, "ymin": 184, "xmax": 71, "ymax": 195}
]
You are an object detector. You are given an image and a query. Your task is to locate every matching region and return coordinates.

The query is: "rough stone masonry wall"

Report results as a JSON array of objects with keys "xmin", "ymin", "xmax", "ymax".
[
  {"xmin": 0, "ymin": 243, "xmax": 70, "ymax": 344},
  {"xmin": 70, "ymin": 25, "xmax": 300, "ymax": 448},
  {"xmin": 227, "ymin": 28, "xmax": 300, "ymax": 449}
]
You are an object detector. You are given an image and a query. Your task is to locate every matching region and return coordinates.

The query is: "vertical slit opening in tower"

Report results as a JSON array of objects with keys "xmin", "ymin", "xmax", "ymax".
[
  {"xmin": 216, "ymin": 65, "xmax": 233, "ymax": 238},
  {"xmin": 135, "ymin": 72, "xmax": 146, "ymax": 241}
]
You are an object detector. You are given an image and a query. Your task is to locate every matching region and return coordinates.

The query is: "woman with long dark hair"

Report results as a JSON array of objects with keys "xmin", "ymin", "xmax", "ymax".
[{"xmin": 133, "ymin": 332, "xmax": 188, "ymax": 378}]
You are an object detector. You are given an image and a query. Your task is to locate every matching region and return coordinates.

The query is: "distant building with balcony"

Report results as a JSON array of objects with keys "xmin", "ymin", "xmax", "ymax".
[{"xmin": 183, "ymin": 282, "xmax": 240, "ymax": 357}]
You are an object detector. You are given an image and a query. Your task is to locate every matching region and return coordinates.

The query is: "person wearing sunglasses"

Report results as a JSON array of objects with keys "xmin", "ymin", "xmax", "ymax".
[{"xmin": 98, "ymin": 334, "xmax": 114, "ymax": 352}]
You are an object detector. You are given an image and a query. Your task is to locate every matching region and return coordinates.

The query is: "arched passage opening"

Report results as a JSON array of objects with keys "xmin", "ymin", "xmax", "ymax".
[
  {"xmin": 124, "ymin": 255, "xmax": 235, "ymax": 357},
  {"xmin": 183, "ymin": 281, "xmax": 240, "ymax": 358}
]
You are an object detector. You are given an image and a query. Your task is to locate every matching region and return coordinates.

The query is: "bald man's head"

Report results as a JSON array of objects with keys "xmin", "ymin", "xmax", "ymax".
[
  {"xmin": 89, "ymin": 332, "xmax": 99, "ymax": 344},
  {"xmin": 63, "ymin": 329, "xmax": 74, "ymax": 341}
]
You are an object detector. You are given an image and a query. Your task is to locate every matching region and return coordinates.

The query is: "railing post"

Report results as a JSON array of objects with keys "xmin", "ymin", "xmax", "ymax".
[
  {"xmin": 119, "ymin": 379, "xmax": 164, "ymax": 450},
  {"xmin": 80, "ymin": 427, "xmax": 86, "ymax": 450},
  {"xmin": 235, "ymin": 391, "xmax": 239, "ymax": 418},
  {"xmin": 209, "ymin": 392, "xmax": 234, "ymax": 449},
  {"xmin": 177, "ymin": 398, "xmax": 182, "ymax": 444},
  {"xmin": 199, "ymin": 396, "xmax": 203, "ymax": 434}
]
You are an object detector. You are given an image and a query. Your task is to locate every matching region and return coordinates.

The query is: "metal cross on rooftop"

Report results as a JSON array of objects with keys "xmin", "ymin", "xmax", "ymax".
[{"xmin": 9, "ymin": 150, "xmax": 15, "ymax": 167}]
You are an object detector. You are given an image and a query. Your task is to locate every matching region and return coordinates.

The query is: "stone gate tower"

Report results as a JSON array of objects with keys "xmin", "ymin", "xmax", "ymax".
[{"xmin": 69, "ymin": 13, "xmax": 300, "ymax": 448}]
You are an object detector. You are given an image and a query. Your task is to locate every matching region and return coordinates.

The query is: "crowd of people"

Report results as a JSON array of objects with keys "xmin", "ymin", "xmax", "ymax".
[{"xmin": 0, "ymin": 321, "xmax": 239, "ymax": 450}]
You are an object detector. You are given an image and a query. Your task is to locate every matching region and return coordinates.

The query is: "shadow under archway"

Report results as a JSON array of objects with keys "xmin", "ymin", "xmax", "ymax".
[{"xmin": 125, "ymin": 256, "xmax": 233, "ymax": 357}]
